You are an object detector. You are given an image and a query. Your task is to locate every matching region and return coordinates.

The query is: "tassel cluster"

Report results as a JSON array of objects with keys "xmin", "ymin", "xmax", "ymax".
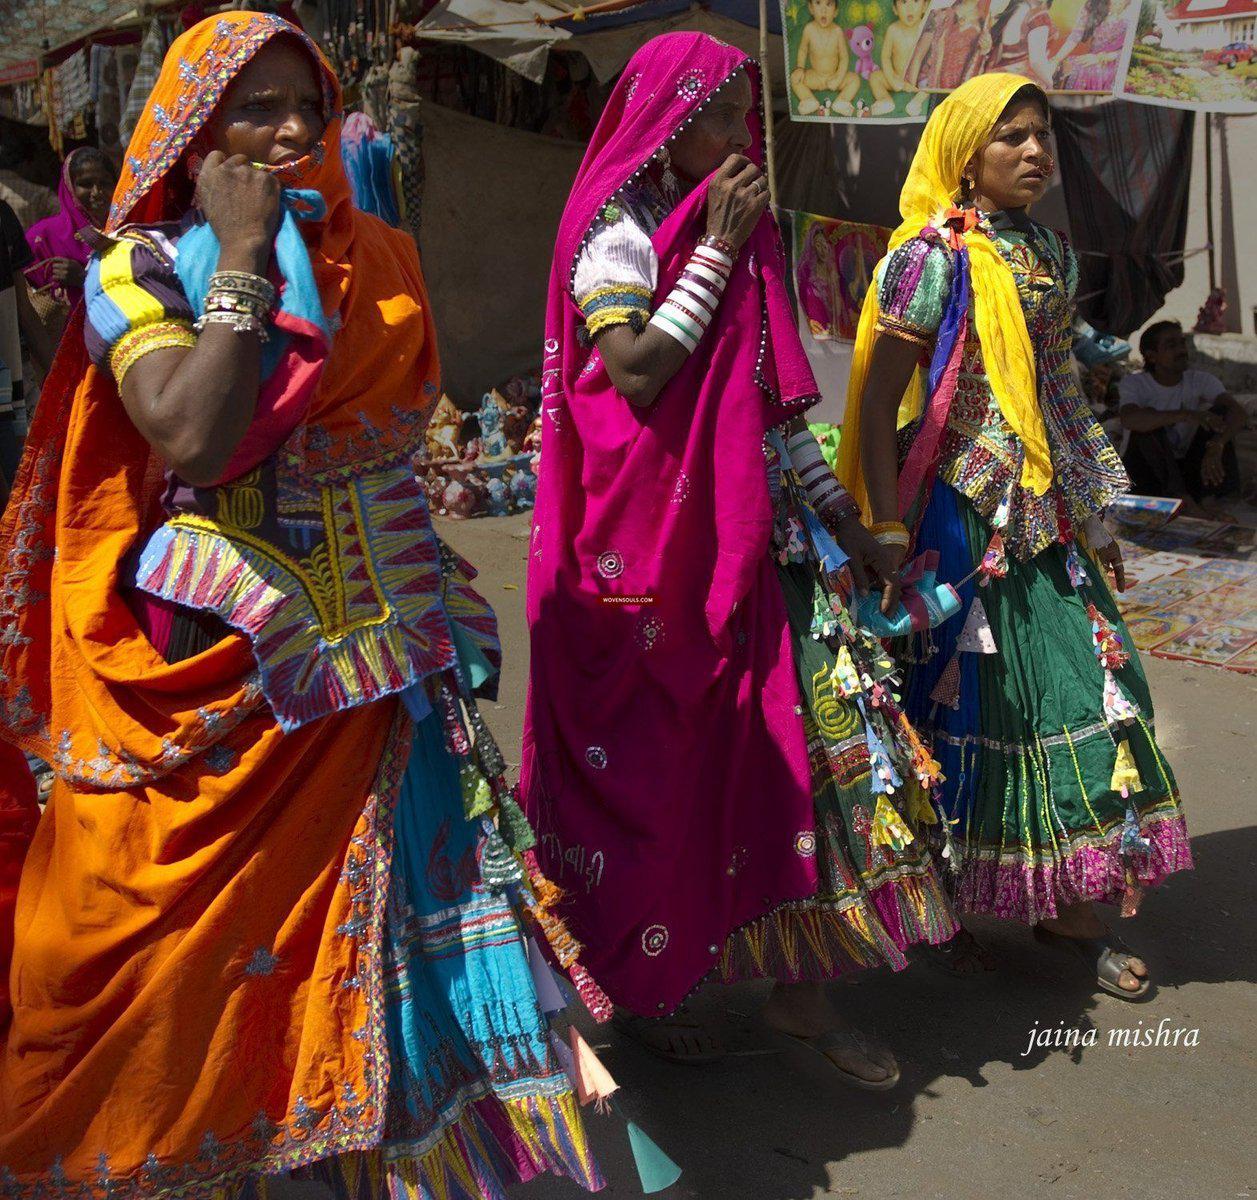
[
  {"xmin": 1088, "ymin": 603, "xmax": 1130, "ymax": 670},
  {"xmin": 864, "ymin": 719, "xmax": 903, "ymax": 796},
  {"xmin": 1109, "ymin": 739, "xmax": 1143, "ymax": 799},
  {"xmin": 895, "ymin": 710, "xmax": 944, "ymax": 789},
  {"xmin": 978, "ymin": 531, "xmax": 1008, "ymax": 585},
  {"xmin": 1065, "ymin": 544, "xmax": 1088, "ymax": 588},
  {"xmin": 871, "ymin": 794, "xmax": 915, "ymax": 853}
]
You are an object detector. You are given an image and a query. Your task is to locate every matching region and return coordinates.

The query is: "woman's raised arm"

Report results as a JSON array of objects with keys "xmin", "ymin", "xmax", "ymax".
[{"xmin": 119, "ymin": 153, "xmax": 280, "ymax": 486}]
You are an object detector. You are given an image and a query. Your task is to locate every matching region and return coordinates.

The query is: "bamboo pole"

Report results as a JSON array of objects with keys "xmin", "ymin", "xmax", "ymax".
[
  {"xmin": 759, "ymin": 0, "xmax": 778, "ymax": 208},
  {"xmin": 1205, "ymin": 112, "xmax": 1217, "ymax": 292}
]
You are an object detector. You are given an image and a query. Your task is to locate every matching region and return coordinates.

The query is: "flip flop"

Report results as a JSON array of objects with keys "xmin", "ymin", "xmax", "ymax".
[
  {"xmin": 613, "ymin": 1010, "xmax": 726, "ymax": 1065},
  {"xmin": 1033, "ymin": 926, "xmax": 1152, "ymax": 1001},
  {"xmin": 771, "ymin": 1025, "xmax": 901, "ymax": 1091}
]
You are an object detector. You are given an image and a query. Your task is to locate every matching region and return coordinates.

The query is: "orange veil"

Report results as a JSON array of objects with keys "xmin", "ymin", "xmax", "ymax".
[{"xmin": 0, "ymin": 13, "xmax": 445, "ymax": 1194}]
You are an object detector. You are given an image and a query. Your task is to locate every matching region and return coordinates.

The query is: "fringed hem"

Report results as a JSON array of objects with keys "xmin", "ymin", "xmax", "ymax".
[
  {"xmin": 296, "ymin": 1092, "xmax": 604, "ymax": 1200},
  {"xmin": 949, "ymin": 810, "xmax": 1193, "ymax": 924},
  {"xmin": 133, "ymin": 468, "xmax": 458, "ymax": 733},
  {"xmin": 718, "ymin": 866, "xmax": 959, "ymax": 985}
]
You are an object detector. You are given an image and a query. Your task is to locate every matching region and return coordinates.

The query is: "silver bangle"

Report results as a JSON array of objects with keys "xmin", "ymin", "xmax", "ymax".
[{"xmin": 195, "ymin": 310, "xmax": 269, "ymax": 340}]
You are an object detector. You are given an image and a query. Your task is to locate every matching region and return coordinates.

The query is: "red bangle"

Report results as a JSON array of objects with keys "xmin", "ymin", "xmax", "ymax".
[{"xmin": 699, "ymin": 234, "xmax": 736, "ymax": 258}]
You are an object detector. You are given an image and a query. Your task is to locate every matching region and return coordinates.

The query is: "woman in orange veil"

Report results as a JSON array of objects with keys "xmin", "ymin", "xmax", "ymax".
[{"xmin": 0, "ymin": 14, "xmax": 602, "ymax": 1199}]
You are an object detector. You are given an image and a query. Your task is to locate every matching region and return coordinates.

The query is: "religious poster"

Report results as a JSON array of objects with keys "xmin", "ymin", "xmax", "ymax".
[
  {"xmin": 911, "ymin": 0, "xmax": 1138, "ymax": 94},
  {"xmin": 791, "ymin": 212, "xmax": 893, "ymax": 340},
  {"xmin": 1115, "ymin": 0, "xmax": 1257, "ymax": 112},
  {"xmin": 780, "ymin": 0, "xmax": 934, "ymax": 121}
]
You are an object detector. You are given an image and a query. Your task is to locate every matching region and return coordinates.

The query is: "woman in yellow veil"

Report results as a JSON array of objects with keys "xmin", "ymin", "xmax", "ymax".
[{"xmin": 839, "ymin": 74, "xmax": 1191, "ymax": 999}]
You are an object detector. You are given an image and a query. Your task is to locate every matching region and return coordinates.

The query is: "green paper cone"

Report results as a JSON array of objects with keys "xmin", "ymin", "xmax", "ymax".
[{"xmin": 626, "ymin": 1120, "xmax": 681, "ymax": 1194}]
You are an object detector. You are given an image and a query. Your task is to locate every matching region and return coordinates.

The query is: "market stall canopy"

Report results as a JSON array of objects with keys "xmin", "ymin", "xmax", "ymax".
[
  {"xmin": 0, "ymin": 0, "xmax": 138, "ymax": 80},
  {"xmin": 410, "ymin": 0, "xmax": 782, "ymax": 84},
  {"xmin": 560, "ymin": 4, "xmax": 783, "ymax": 83},
  {"xmin": 411, "ymin": 0, "xmax": 575, "ymax": 84}
]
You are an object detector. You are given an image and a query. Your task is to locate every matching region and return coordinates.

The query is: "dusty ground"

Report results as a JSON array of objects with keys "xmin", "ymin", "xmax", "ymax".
[{"xmin": 431, "ymin": 512, "xmax": 1256, "ymax": 1200}]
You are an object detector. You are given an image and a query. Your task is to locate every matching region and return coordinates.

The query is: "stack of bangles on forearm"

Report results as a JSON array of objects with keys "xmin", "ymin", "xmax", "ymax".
[
  {"xmin": 648, "ymin": 235, "xmax": 736, "ymax": 353},
  {"xmin": 786, "ymin": 428, "xmax": 860, "ymax": 524},
  {"xmin": 194, "ymin": 270, "xmax": 276, "ymax": 339},
  {"xmin": 869, "ymin": 520, "xmax": 910, "ymax": 549}
]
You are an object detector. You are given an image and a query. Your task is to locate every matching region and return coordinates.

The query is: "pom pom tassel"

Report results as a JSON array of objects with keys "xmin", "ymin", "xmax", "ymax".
[{"xmin": 1089, "ymin": 603, "xmax": 1130, "ymax": 671}]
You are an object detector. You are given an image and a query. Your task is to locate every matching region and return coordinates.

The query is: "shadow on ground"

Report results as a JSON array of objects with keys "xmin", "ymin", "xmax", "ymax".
[{"xmin": 504, "ymin": 822, "xmax": 1253, "ymax": 1199}]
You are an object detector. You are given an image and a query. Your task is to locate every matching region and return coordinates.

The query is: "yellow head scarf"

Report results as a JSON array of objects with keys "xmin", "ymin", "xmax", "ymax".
[{"xmin": 837, "ymin": 72, "xmax": 1054, "ymax": 514}]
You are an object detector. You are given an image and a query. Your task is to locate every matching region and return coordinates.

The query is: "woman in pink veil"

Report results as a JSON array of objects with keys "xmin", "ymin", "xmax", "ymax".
[{"xmin": 522, "ymin": 32, "xmax": 957, "ymax": 1084}]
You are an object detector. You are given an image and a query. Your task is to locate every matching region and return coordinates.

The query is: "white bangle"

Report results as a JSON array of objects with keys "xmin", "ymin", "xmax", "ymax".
[
  {"xmin": 648, "ymin": 243, "xmax": 733, "ymax": 354},
  {"xmin": 786, "ymin": 429, "xmax": 852, "ymax": 511}
]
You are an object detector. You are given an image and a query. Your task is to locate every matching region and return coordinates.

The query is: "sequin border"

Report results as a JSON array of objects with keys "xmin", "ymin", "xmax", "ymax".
[{"xmin": 0, "ymin": 711, "xmax": 409, "ymax": 1200}]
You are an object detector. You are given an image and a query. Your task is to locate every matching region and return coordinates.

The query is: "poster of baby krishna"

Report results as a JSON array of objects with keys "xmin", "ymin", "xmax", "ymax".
[
  {"xmin": 910, "ymin": 0, "xmax": 1138, "ymax": 95},
  {"xmin": 780, "ymin": 0, "xmax": 935, "ymax": 121}
]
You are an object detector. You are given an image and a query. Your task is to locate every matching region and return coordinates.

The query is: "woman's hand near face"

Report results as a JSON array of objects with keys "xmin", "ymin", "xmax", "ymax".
[
  {"xmin": 705, "ymin": 154, "xmax": 768, "ymax": 250},
  {"xmin": 195, "ymin": 151, "xmax": 282, "ymax": 255}
]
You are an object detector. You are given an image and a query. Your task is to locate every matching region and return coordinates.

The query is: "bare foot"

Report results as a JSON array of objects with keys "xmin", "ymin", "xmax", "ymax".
[
  {"xmin": 927, "ymin": 926, "xmax": 997, "ymax": 976},
  {"xmin": 1038, "ymin": 902, "xmax": 1149, "ymax": 993},
  {"xmin": 761, "ymin": 981, "xmax": 898, "ymax": 1086}
]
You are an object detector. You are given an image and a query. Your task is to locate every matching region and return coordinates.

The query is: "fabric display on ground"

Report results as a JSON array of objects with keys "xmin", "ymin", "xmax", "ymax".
[{"xmin": 1108, "ymin": 506, "xmax": 1257, "ymax": 672}]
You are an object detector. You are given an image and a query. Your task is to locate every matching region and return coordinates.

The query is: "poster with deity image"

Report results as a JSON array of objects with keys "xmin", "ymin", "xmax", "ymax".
[
  {"xmin": 911, "ymin": 0, "xmax": 1138, "ymax": 94},
  {"xmin": 780, "ymin": 0, "xmax": 934, "ymax": 121},
  {"xmin": 791, "ymin": 212, "xmax": 893, "ymax": 339}
]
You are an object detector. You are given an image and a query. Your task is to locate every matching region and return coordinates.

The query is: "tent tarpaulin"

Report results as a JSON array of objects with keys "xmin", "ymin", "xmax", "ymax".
[
  {"xmin": 0, "ymin": 0, "xmax": 138, "ymax": 77},
  {"xmin": 411, "ymin": 0, "xmax": 782, "ymax": 84},
  {"xmin": 412, "ymin": 0, "xmax": 574, "ymax": 83},
  {"xmin": 566, "ymin": 5, "xmax": 782, "ymax": 82}
]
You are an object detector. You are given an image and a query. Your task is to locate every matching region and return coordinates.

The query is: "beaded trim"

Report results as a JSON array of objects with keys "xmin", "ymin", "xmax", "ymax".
[
  {"xmin": 875, "ymin": 312, "xmax": 933, "ymax": 348},
  {"xmin": 108, "ymin": 16, "xmax": 341, "ymax": 230},
  {"xmin": 577, "ymin": 284, "xmax": 653, "ymax": 338},
  {"xmin": 108, "ymin": 319, "xmax": 198, "ymax": 384},
  {"xmin": 565, "ymin": 58, "xmax": 751, "ymax": 293}
]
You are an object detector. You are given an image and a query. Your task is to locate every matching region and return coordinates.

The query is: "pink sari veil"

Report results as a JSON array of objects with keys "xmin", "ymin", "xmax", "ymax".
[{"xmin": 522, "ymin": 33, "xmax": 823, "ymax": 1015}]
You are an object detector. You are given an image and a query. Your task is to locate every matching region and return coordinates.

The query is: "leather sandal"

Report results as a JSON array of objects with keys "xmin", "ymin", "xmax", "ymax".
[{"xmin": 1034, "ymin": 926, "xmax": 1152, "ymax": 1001}]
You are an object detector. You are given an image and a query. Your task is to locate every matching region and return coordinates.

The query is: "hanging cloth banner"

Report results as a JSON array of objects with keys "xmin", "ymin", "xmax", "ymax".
[
  {"xmin": 1115, "ymin": 0, "xmax": 1257, "ymax": 113},
  {"xmin": 788, "ymin": 210, "xmax": 892, "ymax": 342}
]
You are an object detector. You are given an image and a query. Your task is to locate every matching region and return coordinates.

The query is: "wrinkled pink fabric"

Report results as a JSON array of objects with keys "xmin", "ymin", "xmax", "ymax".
[
  {"xmin": 522, "ymin": 33, "xmax": 823, "ymax": 1016},
  {"xmin": 24, "ymin": 148, "xmax": 99, "ymax": 306}
]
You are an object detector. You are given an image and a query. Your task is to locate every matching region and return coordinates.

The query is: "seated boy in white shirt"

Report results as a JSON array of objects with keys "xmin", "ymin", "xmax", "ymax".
[{"xmin": 1118, "ymin": 319, "xmax": 1246, "ymax": 519}]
